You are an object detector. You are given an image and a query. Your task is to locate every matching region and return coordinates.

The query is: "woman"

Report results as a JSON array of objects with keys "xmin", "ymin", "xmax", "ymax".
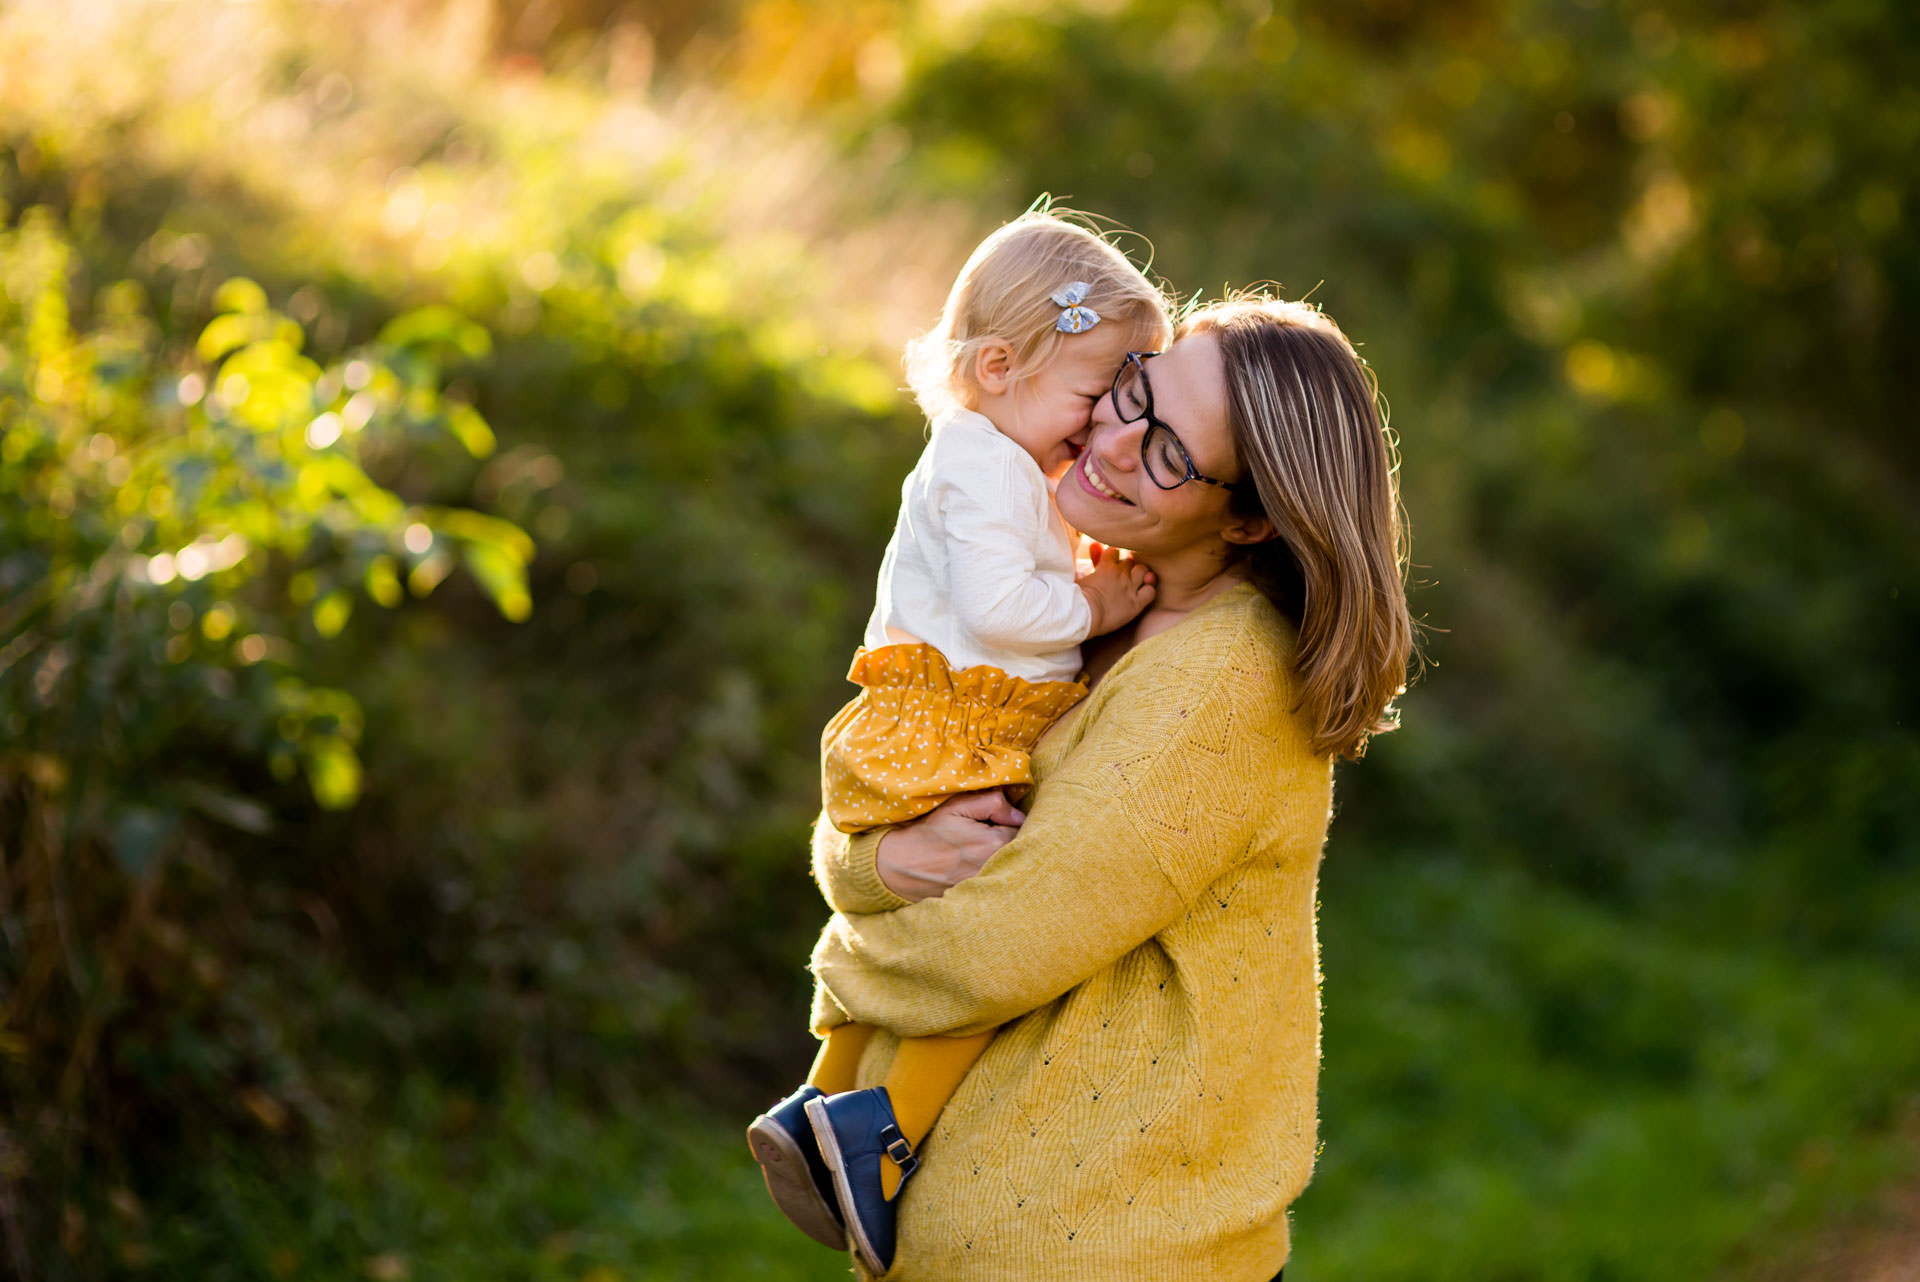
[{"xmin": 809, "ymin": 294, "xmax": 1413, "ymax": 1280}]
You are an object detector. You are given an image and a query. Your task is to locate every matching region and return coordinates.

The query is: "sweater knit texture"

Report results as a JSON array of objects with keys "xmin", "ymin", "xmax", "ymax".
[{"xmin": 810, "ymin": 582, "xmax": 1332, "ymax": 1281}]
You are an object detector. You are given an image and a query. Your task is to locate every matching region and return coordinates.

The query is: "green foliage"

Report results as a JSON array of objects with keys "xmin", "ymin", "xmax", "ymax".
[
  {"xmin": 2, "ymin": 9, "xmax": 920, "ymax": 1269},
  {"xmin": 0, "ymin": 204, "xmax": 520, "ymax": 811},
  {"xmin": 0, "ymin": 201, "xmax": 527, "ymax": 1269}
]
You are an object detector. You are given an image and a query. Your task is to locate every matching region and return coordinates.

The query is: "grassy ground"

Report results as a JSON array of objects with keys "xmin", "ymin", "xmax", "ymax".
[
  {"xmin": 130, "ymin": 853, "xmax": 1920, "ymax": 1282},
  {"xmin": 147, "ymin": 1084, "xmax": 852, "ymax": 1282}
]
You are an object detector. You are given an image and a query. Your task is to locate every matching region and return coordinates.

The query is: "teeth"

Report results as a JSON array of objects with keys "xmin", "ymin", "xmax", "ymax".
[{"xmin": 1082, "ymin": 454, "xmax": 1123, "ymax": 500}]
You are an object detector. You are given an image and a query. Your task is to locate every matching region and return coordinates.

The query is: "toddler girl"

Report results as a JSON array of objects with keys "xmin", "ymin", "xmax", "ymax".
[{"xmin": 748, "ymin": 211, "xmax": 1172, "ymax": 1275}]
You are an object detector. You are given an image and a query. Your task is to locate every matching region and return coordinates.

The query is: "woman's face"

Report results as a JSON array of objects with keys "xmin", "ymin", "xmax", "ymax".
[{"xmin": 1055, "ymin": 331, "xmax": 1243, "ymax": 557}]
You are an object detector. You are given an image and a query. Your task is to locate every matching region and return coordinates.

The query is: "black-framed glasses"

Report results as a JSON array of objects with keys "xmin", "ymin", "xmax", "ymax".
[{"xmin": 1110, "ymin": 351, "xmax": 1241, "ymax": 492}]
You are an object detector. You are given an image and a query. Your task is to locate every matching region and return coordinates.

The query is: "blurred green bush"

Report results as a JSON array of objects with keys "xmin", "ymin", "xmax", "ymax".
[
  {"xmin": 0, "ymin": 200, "xmax": 532, "ymax": 1256},
  {"xmin": 1, "ymin": 0, "xmax": 1915, "ymax": 1278},
  {"xmin": 0, "ymin": 4, "xmax": 922, "ymax": 1271}
]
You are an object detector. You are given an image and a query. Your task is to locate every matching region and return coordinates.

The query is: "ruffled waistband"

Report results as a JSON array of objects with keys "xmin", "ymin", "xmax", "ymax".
[{"xmin": 847, "ymin": 643, "xmax": 1085, "ymax": 719}]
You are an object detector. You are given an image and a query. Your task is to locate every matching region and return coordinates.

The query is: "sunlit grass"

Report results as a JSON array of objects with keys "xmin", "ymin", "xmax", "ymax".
[
  {"xmin": 134, "ymin": 859, "xmax": 1920, "ymax": 1282},
  {"xmin": 0, "ymin": 0, "xmax": 965, "ymax": 375},
  {"xmin": 1296, "ymin": 855, "xmax": 1920, "ymax": 1282}
]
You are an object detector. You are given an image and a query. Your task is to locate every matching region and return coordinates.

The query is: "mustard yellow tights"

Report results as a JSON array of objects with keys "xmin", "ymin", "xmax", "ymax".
[{"xmin": 808, "ymin": 1024, "xmax": 994, "ymax": 1199}]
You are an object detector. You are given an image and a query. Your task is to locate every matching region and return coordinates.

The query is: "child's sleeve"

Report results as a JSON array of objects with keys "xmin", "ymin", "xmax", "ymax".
[{"xmin": 937, "ymin": 439, "xmax": 1092, "ymax": 655}]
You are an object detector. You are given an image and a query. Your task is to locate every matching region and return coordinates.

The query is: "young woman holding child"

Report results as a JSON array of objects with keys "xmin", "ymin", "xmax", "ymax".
[{"xmin": 749, "ymin": 208, "xmax": 1415, "ymax": 1281}]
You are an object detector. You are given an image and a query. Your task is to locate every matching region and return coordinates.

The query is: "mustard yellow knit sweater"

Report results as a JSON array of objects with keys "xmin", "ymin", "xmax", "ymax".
[{"xmin": 810, "ymin": 582, "xmax": 1334, "ymax": 1282}]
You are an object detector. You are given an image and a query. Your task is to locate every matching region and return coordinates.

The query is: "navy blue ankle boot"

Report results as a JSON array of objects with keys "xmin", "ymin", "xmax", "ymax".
[
  {"xmin": 746, "ymin": 1085, "xmax": 846, "ymax": 1249},
  {"xmin": 805, "ymin": 1087, "xmax": 918, "ymax": 1276}
]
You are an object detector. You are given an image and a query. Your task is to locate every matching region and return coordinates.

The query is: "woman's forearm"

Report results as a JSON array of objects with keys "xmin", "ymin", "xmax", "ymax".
[
  {"xmin": 811, "ymin": 634, "xmax": 1304, "ymax": 1036},
  {"xmin": 810, "ymin": 777, "xmax": 1195, "ymax": 1036}
]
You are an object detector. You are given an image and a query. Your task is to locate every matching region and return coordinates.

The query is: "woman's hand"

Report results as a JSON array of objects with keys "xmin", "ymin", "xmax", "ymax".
[{"xmin": 876, "ymin": 790, "xmax": 1026, "ymax": 903}]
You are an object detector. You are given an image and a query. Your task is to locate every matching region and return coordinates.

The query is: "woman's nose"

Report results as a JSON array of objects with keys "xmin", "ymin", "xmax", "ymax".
[{"xmin": 1086, "ymin": 412, "xmax": 1144, "ymax": 473}]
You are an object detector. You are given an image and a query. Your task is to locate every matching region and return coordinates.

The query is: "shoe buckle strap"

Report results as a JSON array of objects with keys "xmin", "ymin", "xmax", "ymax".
[{"xmin": 878, "ymin": 1123, "xmax": 919, "ymax": 1179}]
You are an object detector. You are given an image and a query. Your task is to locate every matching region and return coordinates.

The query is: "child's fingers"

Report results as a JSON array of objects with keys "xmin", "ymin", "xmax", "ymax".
[{"xmin": 1126, "ymin": 562, "xmax": 1155, "ymax": 601}]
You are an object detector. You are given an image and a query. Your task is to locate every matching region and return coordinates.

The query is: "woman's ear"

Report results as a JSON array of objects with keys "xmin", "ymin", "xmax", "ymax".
[
  {"xmin": 972, "ymin": 340, "xmax": 1016, "ymax": 395},
  {"xmin": 1221, "ymin": 512, "xmax": 1279, "ymax": 547}
]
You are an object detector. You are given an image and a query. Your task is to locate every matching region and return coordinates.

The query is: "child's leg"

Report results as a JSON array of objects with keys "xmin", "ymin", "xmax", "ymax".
[
  {"xmin": 878, "ymin": 1031, "xmax": 995, "ymax": 1198},
  {"xmin": 807, "ymin": 1023, "xmax": 876, "ymax": 1095}
]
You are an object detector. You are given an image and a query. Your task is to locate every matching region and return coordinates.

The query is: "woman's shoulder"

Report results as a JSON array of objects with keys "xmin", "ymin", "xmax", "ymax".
[{"xmin": 1137, "ymin": 582, "xmax": 1295, "ymax": 679}]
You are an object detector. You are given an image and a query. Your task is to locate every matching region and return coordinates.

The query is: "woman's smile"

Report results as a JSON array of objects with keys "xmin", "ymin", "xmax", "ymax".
[{"xmin": 1076, "ymin": 450, "xmax": 1132, "ymax": 504}]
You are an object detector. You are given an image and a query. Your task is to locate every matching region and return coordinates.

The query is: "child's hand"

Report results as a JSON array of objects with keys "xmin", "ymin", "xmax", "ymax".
[{"xmin": 1078, "ymin": 547, "xmax": 1156, "ymax": 637}]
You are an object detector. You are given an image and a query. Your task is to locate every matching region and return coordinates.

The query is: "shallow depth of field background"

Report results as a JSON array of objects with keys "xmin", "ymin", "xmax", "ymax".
[{"xmin": 3, "ymin": 1, "xmax": 1916, "ymax": 1278}]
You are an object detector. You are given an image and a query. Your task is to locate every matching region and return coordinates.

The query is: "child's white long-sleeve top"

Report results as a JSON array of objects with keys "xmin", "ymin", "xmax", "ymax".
[{"xmin": 864, "ymin": 409, "xmax": 1091, "ymax": 683}]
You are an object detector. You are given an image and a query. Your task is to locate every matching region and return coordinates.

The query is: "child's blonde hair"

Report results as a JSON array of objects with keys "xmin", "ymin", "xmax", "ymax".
[{"xmin": 905, "ymin": 210, "xmax": 1171, "ymax": 417}]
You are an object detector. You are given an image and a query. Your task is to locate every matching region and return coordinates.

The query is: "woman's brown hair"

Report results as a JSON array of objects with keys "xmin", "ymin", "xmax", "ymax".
[{"xmin": 1182, "ymin": 295, "xmax": 1414, "ymax": 760}]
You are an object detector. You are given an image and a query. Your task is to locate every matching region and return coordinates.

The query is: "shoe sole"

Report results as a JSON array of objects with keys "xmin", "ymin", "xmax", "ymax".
[
  {"xmin": 805, "ymin": 1096, "xmax": 889, "ymax": 1277},
  {"xmin": 746, "ymin": 1113, "xmax": 847, "ymax": 1250}
]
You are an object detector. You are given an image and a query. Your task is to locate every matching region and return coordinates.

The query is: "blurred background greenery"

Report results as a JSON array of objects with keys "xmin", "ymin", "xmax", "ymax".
[{"xmin": 1, "ymin": 0, "xmax": 1914, "ymax": 1278}]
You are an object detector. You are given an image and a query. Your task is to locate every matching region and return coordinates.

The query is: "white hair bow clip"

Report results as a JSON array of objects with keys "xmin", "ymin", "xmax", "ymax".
[{"xmin": 1052, "ymin": 281, "xmax": 1101, "ymax": 334}]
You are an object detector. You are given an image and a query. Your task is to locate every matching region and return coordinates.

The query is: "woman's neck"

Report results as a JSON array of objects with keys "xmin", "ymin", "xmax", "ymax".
[
  {"xmin": 1079, "ymin": 549, "xmax": 1243, "ymax": 688},
  {"xmin": 1131, "ymin": 543, "xmax": 1246, "ymax": 643}
]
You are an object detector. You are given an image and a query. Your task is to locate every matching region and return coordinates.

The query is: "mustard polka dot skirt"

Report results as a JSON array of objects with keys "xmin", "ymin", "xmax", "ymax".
[{"xmin": 822, "ymin": 643, "xmax": 1088, "ymax": 833}]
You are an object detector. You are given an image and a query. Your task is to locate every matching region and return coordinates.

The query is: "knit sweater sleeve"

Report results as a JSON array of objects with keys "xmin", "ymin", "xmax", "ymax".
[
  {"xmin": 810, "ymin": 605, "xmax": 1303, "ymax": 1038},
  {"xmin": 809, "ymin": 812, "xmax": 909, "ymax": 916}
]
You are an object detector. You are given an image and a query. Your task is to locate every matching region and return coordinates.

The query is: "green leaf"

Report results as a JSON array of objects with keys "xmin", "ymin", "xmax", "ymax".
[
  {"xmin": 428, "ymin": 508, "xmax": 536, "ymax": 563},
  {"xmin": 303, "ymin": 736, "xmax": 362, "ymax": 810},
  {"xmin": 461, "ymin": 541, "xmax": 532, "ymax": 622},
  {"xmin": 214, "ymin": 277, "xmax": 270, "ymax": 315},
  {"xmin": 312, "ymin": 588, "xmax": 352, "ymax": 638},
  {"xmin": 221, "ymin": 339, "xmax": 322, "ymax": 385},
  {"xmin": 196, "ymin": 313, "xmax": 260, "ymax": 364},
  {"xmin": 365, "ymin": 555, "xmax": 403, "ymax": 607},
  {"xmin": 377, "ymin": 305, "xmax": 492, "ymax": 361},
  {"xmin": 445, "ymin": 403, "xmax": 496, "ymax": 458}
]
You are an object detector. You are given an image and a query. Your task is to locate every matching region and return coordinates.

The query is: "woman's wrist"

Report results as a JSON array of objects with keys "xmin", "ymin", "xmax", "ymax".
[
  {"xmin": 875, "ymin": 828, "xmax": 924, "ymax": 902},
  {"xmin": 853, "ymin": 827, "xmax": 916, "ymax": 910}
]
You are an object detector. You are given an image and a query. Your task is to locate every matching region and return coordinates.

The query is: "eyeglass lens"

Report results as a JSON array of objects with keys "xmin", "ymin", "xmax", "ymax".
[
  {"xmin": 1117, "ymin": 359, "xmax": 1188, "ymax": 489},
  {"xmin": 1114, "ymin": 359, "xmax": 1149, "ymax": 422},
  {"xmin": 1142, "ymin": 425, "xmax": 1190, "ymax": 489}
]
